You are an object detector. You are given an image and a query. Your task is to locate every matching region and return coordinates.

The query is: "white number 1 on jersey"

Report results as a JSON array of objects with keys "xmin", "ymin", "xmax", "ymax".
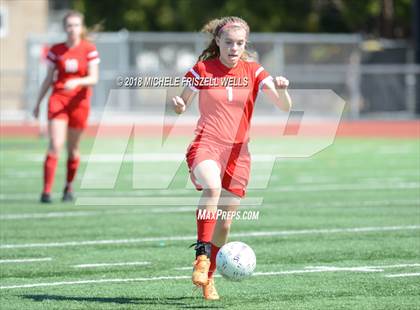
[{"xmin": 226, "ymin": 86, "xmax": 233, "ymax": 102}]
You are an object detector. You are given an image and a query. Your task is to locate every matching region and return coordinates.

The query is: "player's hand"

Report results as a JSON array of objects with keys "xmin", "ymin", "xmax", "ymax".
[
  {"xmin": 274, "ymin": 76, "xmax": 289, "ymax": 89},
  {"xmin": 64, "ymin": 79, "xmax": 80, "ymax": 90},
  {"xmin": 33, "ymin": 105, "xmax": 40, "ymax": 119},
  {"xmin": 172, "ymin": 96, "xmax": 186, "ymax": 114}
]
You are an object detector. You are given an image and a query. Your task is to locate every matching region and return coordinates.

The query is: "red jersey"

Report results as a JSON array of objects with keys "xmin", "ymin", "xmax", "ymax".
[
  {"xmin": 184, "ymin": 58, "xmax": 272, "ymax": 144},
  {"xmin": 46, "ymin": 40, "xmax": 100, "ymax": 98}
]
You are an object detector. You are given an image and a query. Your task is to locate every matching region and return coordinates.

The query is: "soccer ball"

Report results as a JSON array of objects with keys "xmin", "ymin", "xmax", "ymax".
[{"xmin": 216, "ymin": 241, "xmax": 256, "ymax": 281}]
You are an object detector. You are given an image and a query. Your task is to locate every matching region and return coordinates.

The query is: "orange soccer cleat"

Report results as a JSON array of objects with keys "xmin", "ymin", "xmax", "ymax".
[
  {"xmin": 202, "ymin": 277, "xmax": 220, "ymax": 300},
  {"xmin": 192, "ymin": 255, "xmax": 210, "ymax": 286}
]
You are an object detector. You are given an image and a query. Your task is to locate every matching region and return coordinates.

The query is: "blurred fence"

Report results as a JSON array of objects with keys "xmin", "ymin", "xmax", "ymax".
[{"xmin": 3, "ymin": 32, "xmax": 419, "ymax": 122}]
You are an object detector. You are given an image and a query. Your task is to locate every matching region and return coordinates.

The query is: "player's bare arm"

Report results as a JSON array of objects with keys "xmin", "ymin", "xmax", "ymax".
[
  {"xmin": 262, "ymin": 76, "xmax": 292, "ymax": 112},
  {"xmin": 33, "ymin": 65, "xmax": 56, "ymax": 119},
  {"xmin": 172, "ymin": 86, "xmax": 196, "ymax": 114}
]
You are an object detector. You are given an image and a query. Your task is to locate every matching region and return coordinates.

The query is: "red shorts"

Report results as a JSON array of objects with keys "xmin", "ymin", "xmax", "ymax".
[
  {"xmin": 48, "ymin": 92, "xmax": 90, "ymax": 129},
  {"xmin": 186, "ymin": 136, "xmax": 251, "ymax": 198}
]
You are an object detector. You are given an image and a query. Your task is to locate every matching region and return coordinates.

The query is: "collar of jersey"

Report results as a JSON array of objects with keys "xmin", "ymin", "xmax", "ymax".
[{"xmin": 215, "ymin": 57, "xmax": 241, "ymax": 73}]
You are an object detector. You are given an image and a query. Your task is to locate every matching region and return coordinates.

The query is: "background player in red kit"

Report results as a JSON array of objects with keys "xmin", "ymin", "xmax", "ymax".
[
  {"xmin": 33, "ymin": 11, "xmax": 100, "ymax": 203},
  {"xmin": 173, "ymin": 16, "xmax": 292, "ymax": 300}
]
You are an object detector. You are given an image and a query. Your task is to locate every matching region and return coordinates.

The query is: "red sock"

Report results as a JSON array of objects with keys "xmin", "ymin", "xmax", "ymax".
[
  {"xmin": 66, "ymin": 157, "xmax": 80, "ymax": 187},
  {"xmin": 43, "ymin": 154, "xmax": 58, "ymax": 194},
  {"xmin": 208, "ymin": 243, "xmax": 220, "ymax": 278},
  {"xmin": 196, "ymin": 209, "xmax": 217, "ymax": 243}
]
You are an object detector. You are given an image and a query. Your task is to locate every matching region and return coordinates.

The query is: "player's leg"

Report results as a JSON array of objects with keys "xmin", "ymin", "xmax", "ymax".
[
  {"xmin": 209, "ymin": 142, "xmax": 249, "ymax": 258},
  {"xmin": 202, "ymin": 189, "xmax": 241, "ymax": 300},
  {"xmin": 41, "ymin": 119, "xmax": 67, "ymax": 202},
  {"xmin": 63, "ymin": 99, "xmax": 89, "ymax": 201},
  {"xmin": 195, "ymin": 161, "xmax": 222, "ymax": 200},
  {"xmin": 63, "ymin": 127, "xmax": 83, "ymax": 201},
  {"xmin": 211, "ymin": 189, "xmax": 241, "ymax": 252},
  {"xmin": 191, "ymin": 159, "xmax": 222, "ymax": 287},
  {"xmin": 201, "ymin": 143, "xmax": 249, "ymax": 299}
]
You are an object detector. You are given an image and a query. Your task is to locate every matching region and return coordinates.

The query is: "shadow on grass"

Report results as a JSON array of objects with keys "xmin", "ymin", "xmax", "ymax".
[{"xmin": 21, "ymin": 294, "xmax": 224, "ymax": 308}]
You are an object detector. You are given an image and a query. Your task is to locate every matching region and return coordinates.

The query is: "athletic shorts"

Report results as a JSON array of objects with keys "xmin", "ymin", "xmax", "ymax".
[
  {"xmin": 186, "ymin": 136, "xmax": 251, "ymax": 198},
  {"xmin": 48, "ymin": 92, "xmax": 90, "ymax": 129}
]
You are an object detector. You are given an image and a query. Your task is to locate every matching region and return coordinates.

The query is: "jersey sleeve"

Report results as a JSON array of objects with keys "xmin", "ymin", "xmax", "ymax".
[
  {"xmin": 46, "ymin": 46, "xmax": 58, "ymax": 67},
  {"xmin": 183, "ymin": 62, "xmax": 203, "ymax": 92},
  {"xmin": 254, "ymin": 64, "xmax": 273, "ymax": 91},
  {"xmin": 86, "ymin": 43, "xmax": 100, "ymax": 65}
]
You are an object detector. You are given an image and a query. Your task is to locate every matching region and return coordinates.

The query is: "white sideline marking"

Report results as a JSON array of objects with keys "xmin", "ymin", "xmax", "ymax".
[
  {"xmin": 1, "ymin": 262, "xmax": 419, "ymax": 290},
  {"xmin": 1, "ymin": 225, "xmax": 419, "ymax": 249},
  {"xmin": 0, "ymin": 199, "xmax": 418, "ymax": 221},
  {"xmin": 75, "ymin": 197, "xmax": 263, "ymax": 206},
  {"xmin": 356, "ymin": 263, "xmax": 420, "ymax": 269},
  {"xmin": 173, "ymin": 265, "xmax": 411, "ymax": 272},
  {"xmin": 271, "ymin": 182, "xmax": 420, "ymax": 192},
  {"xmin": 26, "ymin": 154, "xmax": 281, "ymax": 163},
  {"xmin": 73, "ymin": 261, "xmax": 151, "ymax": 268},
  {"xmin": 1, "ymin": 211, "xmax": 105, "ymax": 220},
  {"xmin": 0, "ymin": 258, "xmax": 52, "ymax": 264},
  {"xmin": 306, "ymin": 263, "xmax": 420, "ymax": 271},
  {"xmin": 0, "ymin": 275, "xmax": 191, "ymax": 290},
  {"xmin": 24, "ymin": 151, "xmax": 420, "ymax": 162},
  {"xmin": 0, "ymin": 207, "xmax": 197, "ymax": 220},
  {"xmin": 230, "ymin": 225, "xmax": 420, "ymax": 238},
  {"xmin": 304, "ymin": 266, "xmax": 383, "ymax": 272},
  {"xmin": 1, "ymin": 180, "xmax": 419, "ymax": 201},
  {"xmin": 303, "ymin": 264, "xmax": 420, "ymax": 272},
  {"xmin": 385, "ymin": 273, "xmax": 420, "ymax": 278}
]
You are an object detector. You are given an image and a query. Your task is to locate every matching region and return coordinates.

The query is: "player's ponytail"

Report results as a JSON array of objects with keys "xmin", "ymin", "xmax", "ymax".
[{"xmin": 198, "ymin": 16, "xmax": 255, "ymax": 61}]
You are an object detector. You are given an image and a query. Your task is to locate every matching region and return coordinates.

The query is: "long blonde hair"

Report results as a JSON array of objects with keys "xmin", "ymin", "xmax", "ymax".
[
  {"xmin": 63, "ymin": 10, "xmax": 102, "ymax": 41},
  {"xmin": 199, "ymin": 16, "xmax": 255, "ymax": 61},
  {"xmin": 62, "ymin": 10, "xmax": 88, "ymax": 40}
]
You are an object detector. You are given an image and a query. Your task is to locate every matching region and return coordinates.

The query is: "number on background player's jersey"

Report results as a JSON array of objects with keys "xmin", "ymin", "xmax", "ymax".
[
  {"xmin": 64, "ymin": 59, "xmax": 79, "ymax": 73},
  {"xmin": 46, "ymin": 40, "xmax": 100, "ymax": 94}
]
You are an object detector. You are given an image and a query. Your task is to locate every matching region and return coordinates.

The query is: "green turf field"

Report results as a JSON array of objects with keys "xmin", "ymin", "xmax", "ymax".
[{"xmin": 0, "ymin": 136, "xmax": 419, "ymax": 309}]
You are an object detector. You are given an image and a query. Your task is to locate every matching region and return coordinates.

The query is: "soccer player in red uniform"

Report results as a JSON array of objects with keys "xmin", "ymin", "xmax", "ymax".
[
  {"xmin": 172, "ymin": 16, "xmax": 292, "ymax": 300},
  {"xmin": 33, "ymin": 11, "xmax": 100, "ymax": 203}
]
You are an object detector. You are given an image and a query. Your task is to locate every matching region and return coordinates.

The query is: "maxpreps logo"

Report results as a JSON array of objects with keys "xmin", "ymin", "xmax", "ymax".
[{"xmin": 197, "ymin": 209, "xmax": 260, "ymax": 221}]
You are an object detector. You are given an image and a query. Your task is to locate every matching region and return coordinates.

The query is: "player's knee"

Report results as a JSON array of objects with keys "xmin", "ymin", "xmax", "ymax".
[
  {"xmin": 68, "ymin": 148, "xmax": 80, "ymax": 159},
  {"xmin": 203, "ymin": 187, "xmax": 222, "ymax": 199},
  {"xmin": 48, "ymin": 143, "xmax": 63, "ymax": 156}
]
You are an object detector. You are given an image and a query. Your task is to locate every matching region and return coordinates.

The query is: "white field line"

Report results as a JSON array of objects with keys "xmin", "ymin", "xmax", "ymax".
[
  {"xmin": 74, "ymin": 197, "xmax": 263, "ymax": 206},
  {"xmin": 1, "ymin": 262, "xmax": 419, "ymax": 290},
  {"xmin": 175, "ymin": 265, "xmax": 408, "ymax": 273},
  {"xmin": 377, "ymin": 147, "xmax": 418, "ymax": 155},
  {"xmin": 25, "ymin": 154, "xmax": 283, "ymax": 163},
  {"xmin": 0, "ymin": 181, "xmax": 419, "ymax": 201},
  {"xmin": 0, "ymin": 207, "xmax": 197, "ymax": 220},
  {"xmin": 1, "ymin": 225, "xmax": 419, "ymax": 250},
  {"xmin": 306, "ymin": 263, "xmax": 420, "ymax": 270},
  {"xmin": 270, "ymin": 182, "xmax": 420, "ymax": 192},
  {"xmin": 173, "ymin": 267, "xmax": 192, "ymax": 270},
  {"xmin": 1, "ymin": 199, "xmax": 418, "ymax": 221},
  {"xmin": 384, "ymin": 273, "xmax": 420, "ymax": 278},
  {"xmin": 304, "ymin": 266, "xmax": 383, "ymax": 272},
  {"xmin": 303, "ymin": 264, "xmax": 420, "ymax": 273},
  {"xmin": 73, "ymin": 261, "xmax": 151, "ymax": 268},
  {"xmin": 3, "ymin": 170, "xmax": 420, "ymax": 183},
  {"xmin": 0, "ymin": 275, "xmax": 191, "ymax": 290},
  {"xmin": 23, "ymin": 152, "xmax": 420, "ymax": 163},
  {"xmin": 0, "ymin": 258, "xmax": 52, "ymax": 264}
]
